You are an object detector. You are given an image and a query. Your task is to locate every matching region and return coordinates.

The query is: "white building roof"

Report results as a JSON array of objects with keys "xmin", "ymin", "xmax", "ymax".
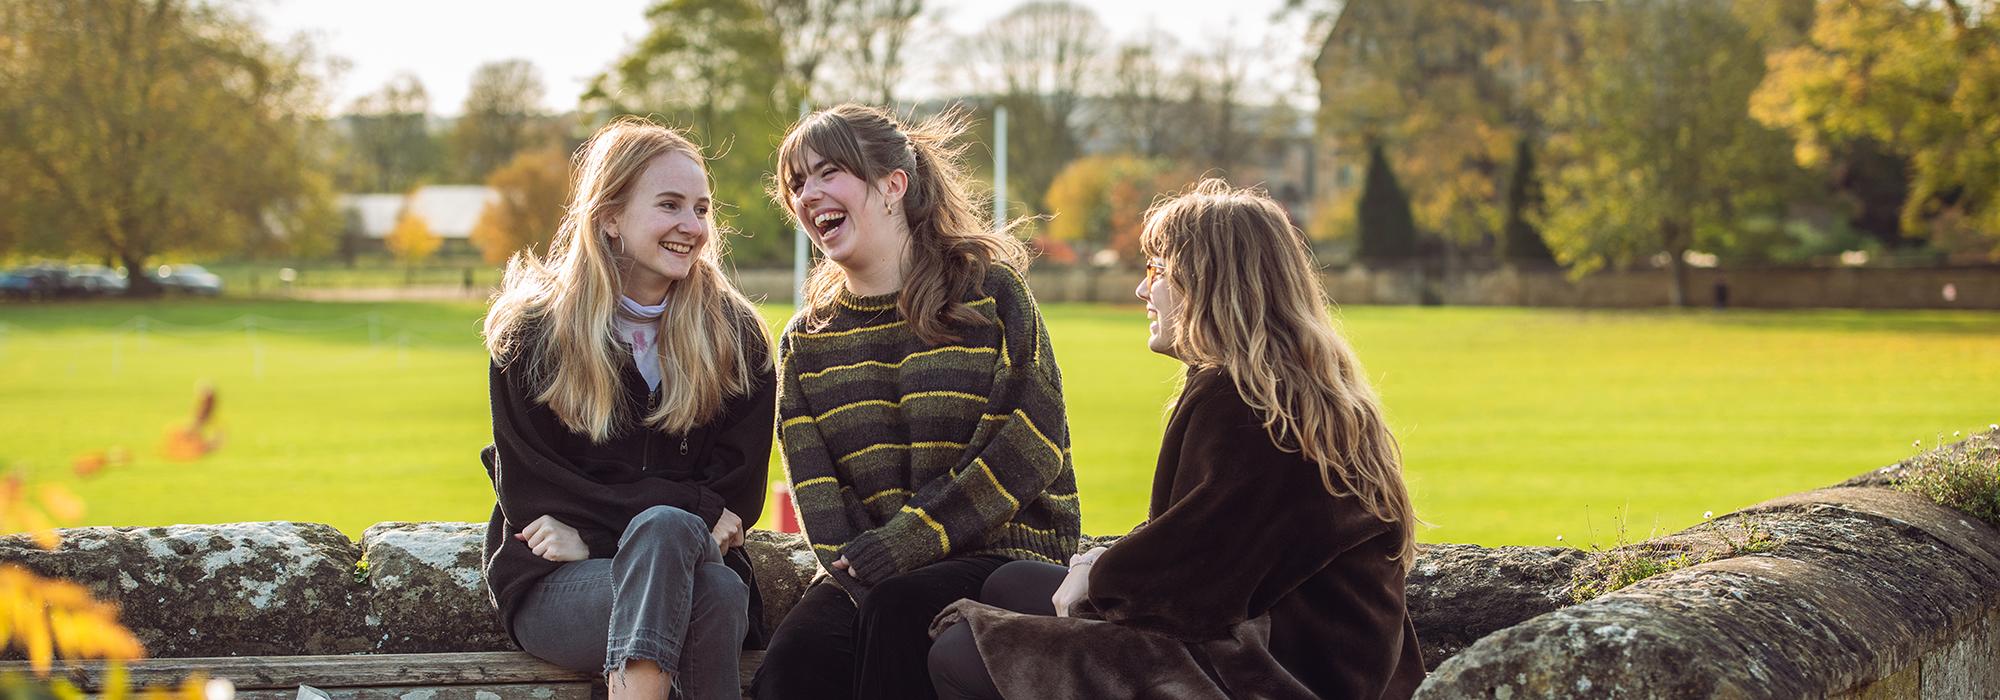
[{"xmin": 340, "ymin": 185, "xmax": 499, "ymax": 239}]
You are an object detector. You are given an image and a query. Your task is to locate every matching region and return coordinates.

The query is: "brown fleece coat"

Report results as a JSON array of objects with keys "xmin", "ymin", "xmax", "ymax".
[{"xmin": 932, "ymin": 366, "xmax": 1424, "ymax": 699}]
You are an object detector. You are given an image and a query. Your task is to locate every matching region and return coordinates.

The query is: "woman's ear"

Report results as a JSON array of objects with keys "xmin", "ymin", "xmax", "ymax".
[{"xmin": 877, "ymin": 169, "xmax": 909, "ymax": 207}]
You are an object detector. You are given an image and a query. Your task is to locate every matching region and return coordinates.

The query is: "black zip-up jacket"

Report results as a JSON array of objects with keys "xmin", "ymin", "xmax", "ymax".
[{"xmin": 480, "ymin": 311, "xmax": 777, "ymax": 647}]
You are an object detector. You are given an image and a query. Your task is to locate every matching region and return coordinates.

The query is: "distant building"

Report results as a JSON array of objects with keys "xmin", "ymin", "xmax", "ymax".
[{"xmin": 338, "ymin": 185, "xmax": 497, "ymax": 256}]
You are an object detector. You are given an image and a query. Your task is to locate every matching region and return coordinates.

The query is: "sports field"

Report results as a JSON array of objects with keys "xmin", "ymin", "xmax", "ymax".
[{"xmin": 0, "ymin": 299, "xmax": 1993, "ymax": 546}]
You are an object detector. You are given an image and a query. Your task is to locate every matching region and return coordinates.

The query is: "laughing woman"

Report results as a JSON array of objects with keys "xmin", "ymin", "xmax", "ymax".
[
  {"xmin": 751, "ymin": 104, "xmax": 1082, "ymax": 700},
  {"xmin": 927, "ymin": 180, "xmax": 1427, "ymax": 699},
  {"xmin": 480, "ymin": 117, "xmax": 775, "ymax": 700}
]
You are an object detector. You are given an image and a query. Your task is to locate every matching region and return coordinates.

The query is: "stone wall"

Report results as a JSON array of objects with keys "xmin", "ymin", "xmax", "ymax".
[
  {"xmin": 3, "ymin": 440, "xmax": 1994, "ymax": 697},
  {"xmin": 728, "ymin": 266, "xmax": 2000, "ymax": 310},
  {"xmin": 3, "ymin": 527, "xmax": 1572, "ymax": 667}
]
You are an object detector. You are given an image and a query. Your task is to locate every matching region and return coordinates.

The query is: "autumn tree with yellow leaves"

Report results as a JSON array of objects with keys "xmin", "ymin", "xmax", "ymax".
[
  {"xmin": 0, "ymin": 0, "xmax": 339, "ymax": 290},
  {"xmin": 469, "ymin": 149, "xmax": 572, "ymax": 265},
  {"xmin": 385, "ymin": 206, "xmax": 442, "ymax": 274},
  {"xmin": 1751, "ymin": 0, "xmax": 2000, "ymax": 261},
  {"xmin": 1043, "ymin": 155, "xmax": 1192, "ymax": 261}
]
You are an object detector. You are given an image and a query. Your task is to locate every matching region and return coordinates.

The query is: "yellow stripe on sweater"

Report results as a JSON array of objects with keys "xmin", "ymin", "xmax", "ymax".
[
  {"xmin": 903, "ymin": 504, "xmax": 951, "ymax": 552},
  {"xmin": 836, "ymin": 296, "xmax": 897, "ymax": 312},
  {"xmin": 1006, "ymin": 522, "xmax": 1058, "ymax": 537},
  {"xmin": 781, "ymin": 391, "xmax": 988, "ymax": 429},
  {"xmin": 838, "ymin": 441, "xmax": 966, "ymax": 465},
  {"xmin": 1013, "ymin": 408, "xmax": 1064, "ymax": 460},
  {"xmin": 796, "ymin": 319, "xmax": 907, "ymax": 339},
  {"xmin": 972, "ymin": 458, "xmax": 1020, "ymax": 511},
  {"xmin": 862, "ymin": 488, "xmax": 913, "ymax": 505},
  {"xmin": 795, "ymin": 476, "xmax": 840, "ymax": 491},
  {"xmin": 798, "ymin": 346, "xmax": 999, "ymax": 381},
  {"xmin": 797, "ymin": 297, "xmax": 996, "ymax": 338}
]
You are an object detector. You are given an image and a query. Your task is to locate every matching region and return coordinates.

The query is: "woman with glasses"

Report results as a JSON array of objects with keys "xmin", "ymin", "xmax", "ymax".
[{"xmin": 927, "ymin": 180, "xmax": 1426, "ymax": 699}]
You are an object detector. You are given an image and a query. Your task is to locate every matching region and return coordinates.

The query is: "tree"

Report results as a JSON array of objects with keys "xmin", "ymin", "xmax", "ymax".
[
  {"xmin": 585, "ymin": 0, "xmax": 793, "ymax": 265},
  {"xmin": 450, "ymin": 59, "xmax": 557, "ymax": 182},
  {"xmin": 470, "ymin": 148, "xmax": 572, "ymax": 264},
  {"xmin": 1356, "ymin": 143, "xmax": 1420, "ymax": 262},
  {"xmin": 1535, "ymin": 0, "xmax": 1810, "ymax": 306},
  {"xmin": 1043, "ymin": 155, "xmax": 1191, "ymax": 260},
  {"xmin": 1314, "ymin": 0, "xmax": 1574, "ymax": 248},
  {"xmin": 837, "ymin": 0, "xmax": 923, "ymax": 104},
  {"xmin": 965, "ymin": 1, "xmax": 1104, "ymax": 213},
  {"xmin": 754, "ymin": 0, "xmax": 851, "ymax": 106},
  {"xmin": 1498, "ymin": 136, "xmax": 1555, "ymax": 266},
  {"xmin": 386, "ymin": 205, "xmax": 442, "ymax": 271},
  {"xmin": 1102, "ymin": 32, "xmax": 1182, "ymax": 159},
  {"xmin": 1751, "ymin": 0, "xmax": 2000, "ymax": 260},
  {"xmin": 0, "ymin": 0, "xmax": 338, "ymax": 293},
  {"xmin": 1181, "ymin": 34, "xmax": 1253, "ymax": 175},
  {"xmin": 347, "ymin": 74, "xmax": 444, "ymax": 193}
]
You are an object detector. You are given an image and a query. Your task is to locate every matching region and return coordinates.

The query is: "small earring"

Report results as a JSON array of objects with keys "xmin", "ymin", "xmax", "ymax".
[{"xmin": 884, "ymin": 200, "xmax": 893, "ymax": 216}]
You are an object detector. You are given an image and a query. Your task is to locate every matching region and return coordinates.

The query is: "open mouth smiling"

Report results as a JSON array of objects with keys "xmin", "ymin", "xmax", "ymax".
[
  {"xmin": 661, "ymin": 241, "xmax": 694, "ymax": 255},
  {"xmin": 811, "ymin": 210, "xmax": 848, "ymax": 237}
]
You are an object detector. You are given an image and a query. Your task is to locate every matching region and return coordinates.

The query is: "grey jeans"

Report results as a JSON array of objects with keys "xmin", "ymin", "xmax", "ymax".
[{"xmin": 510, "ymin": 505, "xmax": 749, "ymax": 700}]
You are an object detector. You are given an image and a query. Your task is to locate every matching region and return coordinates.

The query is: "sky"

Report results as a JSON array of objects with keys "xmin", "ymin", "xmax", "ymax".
[{"xmin": 253, "ymin": 0, "xmax": 1319, "ymax": 117}]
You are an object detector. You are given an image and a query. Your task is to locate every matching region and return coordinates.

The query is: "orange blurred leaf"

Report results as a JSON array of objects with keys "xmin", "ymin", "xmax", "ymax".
[
  {"xmin": 39, "ymin": 485, "xmax": 84, "ymax": 523},
  {"xmin": 72, "ymin": 452, "xmax": 108, "ymax": 478}
]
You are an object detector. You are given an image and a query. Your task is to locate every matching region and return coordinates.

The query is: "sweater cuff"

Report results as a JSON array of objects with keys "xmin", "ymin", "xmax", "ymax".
[
  {"xmin": 691, "ymin": 486, "xmax": 726, "ymax": 530},
  {"xmin": 840, "ymin": 530, "xmax": 901, "ymax": 583}
]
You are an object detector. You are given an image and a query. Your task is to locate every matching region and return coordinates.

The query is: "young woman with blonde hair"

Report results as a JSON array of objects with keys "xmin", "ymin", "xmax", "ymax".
[
  {"xmin": 752, "ymin": 103, "xmax": 1082, "ymax": 700},
  {"xmin": 928, "ymin": 179, "xmax": 1426, "ymax": 699},
  {"xmin": 480, "ymin": 116, "xmax": 775, "ymax": 700}
]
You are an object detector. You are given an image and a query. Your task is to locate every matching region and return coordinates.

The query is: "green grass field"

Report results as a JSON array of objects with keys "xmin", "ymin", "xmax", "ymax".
[{"xmin": 1, "ymin": 299, "xmax": 1994, "ymax": 547}]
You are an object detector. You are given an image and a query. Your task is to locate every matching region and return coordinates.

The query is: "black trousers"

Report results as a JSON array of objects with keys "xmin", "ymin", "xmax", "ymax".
[
  {"xmin": 751, "ymin": 555, "xmax": 1010, "ymax": 700},
  {"xmin": 927, "ymin": 560, "xmax": 1069, "ymax": 700}
]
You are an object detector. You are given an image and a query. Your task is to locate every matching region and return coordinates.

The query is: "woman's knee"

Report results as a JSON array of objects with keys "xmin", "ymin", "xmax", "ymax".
[
  {"xmin": 928, "ymin": 623, "xmax": 997, "ymax": 700},
  {"xmin": 622, "ymin": 505, "xmax": 708, "ymax": 548},
  {"xmin": 691, "ymin": 564, "xmax": 750, "ymax": 616},
  {"xmin": 979, "ymin": 560, "xmax": 1065, "ymax": 615}
]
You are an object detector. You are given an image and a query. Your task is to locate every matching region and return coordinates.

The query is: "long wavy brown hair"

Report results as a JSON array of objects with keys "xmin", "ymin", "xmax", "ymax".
[
  {"xmin": 484, "ymin": 116, "xmax": 768, "ymax": 441},
  {"xmin": 771, "ymin": 104, "xmax": 1028, "ymax": 344},
  {"xmin": 1140, "ymin": 179, "xmax": 1417, "ymax": 565}
]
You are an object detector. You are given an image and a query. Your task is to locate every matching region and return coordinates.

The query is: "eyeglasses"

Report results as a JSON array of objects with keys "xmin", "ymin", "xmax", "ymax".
[{"xmin": 1142, "ymin": 261, "xmax": 1168, "ymax": 286}]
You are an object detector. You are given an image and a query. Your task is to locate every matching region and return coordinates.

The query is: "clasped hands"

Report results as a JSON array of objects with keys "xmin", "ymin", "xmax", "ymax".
[
  {"xmin": 516, "ymin": 508, "xmax": 743, "ymax": 562},
  {"xmin": 1052, "ymin": 546, "xmax": 1108, "ymax": 617}
]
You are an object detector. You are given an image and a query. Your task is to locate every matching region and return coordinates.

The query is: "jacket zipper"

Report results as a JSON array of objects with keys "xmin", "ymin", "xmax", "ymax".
[
  {"xmin": 644, "ymin": 385, "xmax": 690, "ymax": 459},
  {"xmin": 642, "ymin": 386, "xmax": 658, "ymax": 472}
]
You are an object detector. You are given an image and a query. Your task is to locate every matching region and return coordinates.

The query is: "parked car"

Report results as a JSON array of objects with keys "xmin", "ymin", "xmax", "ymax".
[
  {"xmin": 0, "ymin": 264, "xmax": 71, "ymax": 300},
  {"xmin": 65, "ymin": 264, "xmax": 129, "ymax": 296},
  {"xmin": 154, "ymin": 264, "xmax": 223, "ymax": 296}
]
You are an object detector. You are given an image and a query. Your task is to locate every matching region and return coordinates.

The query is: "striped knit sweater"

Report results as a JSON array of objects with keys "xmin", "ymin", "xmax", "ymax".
[{"xmin": 777, "ymin": 263, "xmax": 1081, "ymax": 596}]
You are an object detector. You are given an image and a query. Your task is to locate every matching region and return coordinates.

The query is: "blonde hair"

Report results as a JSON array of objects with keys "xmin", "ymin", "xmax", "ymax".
[
  {"xmin": 1140, "ymin": 179, "xmax": 1417, "ymax": 564},
  {"xmin": 484, "ymin": 116, "xmax": 769, "ymax": 441},
  {"xmin": 771, "ymin": 104, "xmax": 1028, "ymax": 344}
]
